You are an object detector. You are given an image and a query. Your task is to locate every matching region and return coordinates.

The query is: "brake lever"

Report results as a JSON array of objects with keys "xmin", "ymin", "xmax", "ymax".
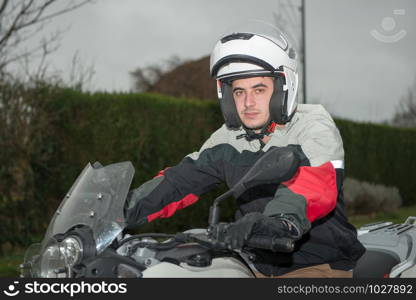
[{"xmin": 174, "ymin": 230, "xmax": 229, "ymax": 250}]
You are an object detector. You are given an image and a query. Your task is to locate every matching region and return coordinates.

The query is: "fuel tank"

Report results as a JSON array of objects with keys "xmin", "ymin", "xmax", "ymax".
[{"xmin": 142, "ymin": 256, "xmax": 254, "ymax": 278}]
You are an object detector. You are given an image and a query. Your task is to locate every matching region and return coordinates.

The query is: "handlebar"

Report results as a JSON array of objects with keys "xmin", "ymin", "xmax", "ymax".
[
  {"xmin": 245, "ymin": 235, "xmax": 294, "ymax": 253},
  {"xmin": 178, "ymin": 231, "xmax": 295, "ymax": 253}
]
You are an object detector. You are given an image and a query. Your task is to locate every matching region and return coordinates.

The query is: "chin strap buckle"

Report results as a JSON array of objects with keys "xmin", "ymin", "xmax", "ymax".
[
  {"xmin": 236, "ymin": 132, "xmax": 265, "ymax": 141},
  {"xmin": 236, "ymin": 120, "xmax": 276, "ymax": 142}
]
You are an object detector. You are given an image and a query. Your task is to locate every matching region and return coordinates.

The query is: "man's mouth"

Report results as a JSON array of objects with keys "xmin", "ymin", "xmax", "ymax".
[{"xmin": 243, "ymin": 111, "xmax": 260, "ymax": 119}]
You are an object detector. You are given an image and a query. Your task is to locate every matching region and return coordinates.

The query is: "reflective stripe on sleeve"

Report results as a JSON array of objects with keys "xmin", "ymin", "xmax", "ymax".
[{"xmin": 330, "ymin": 160, "xmax": 344, "ymax": 169}]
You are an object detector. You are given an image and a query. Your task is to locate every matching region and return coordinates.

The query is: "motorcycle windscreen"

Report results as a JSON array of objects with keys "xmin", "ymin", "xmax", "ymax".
[{"xmin": 42, "ymin": 161, "xmax": 134, "ymax": 253}]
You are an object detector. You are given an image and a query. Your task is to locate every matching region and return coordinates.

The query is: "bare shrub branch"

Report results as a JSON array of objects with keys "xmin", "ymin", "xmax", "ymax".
[
  {"xmin": 391, "ymin": 77, "xmax": 416, "ymax": 128},
  {"xmin": 0, "ymin": 0, "xmax": 92, "ymax": 73}
]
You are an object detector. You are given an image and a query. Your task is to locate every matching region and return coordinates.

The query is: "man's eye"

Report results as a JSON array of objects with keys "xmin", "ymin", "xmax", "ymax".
[
  {"xmin": 255, "ymin": 88, "xmax": 265, "ymax": 94},
  {"xmin": 234, "ymin": 90, "xmax": 243, "ymax": 97}
]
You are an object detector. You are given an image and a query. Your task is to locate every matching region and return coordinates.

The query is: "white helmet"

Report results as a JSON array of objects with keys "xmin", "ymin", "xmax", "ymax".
[{"xmin": 210, "ymin": 26, "xmax": 298, "ymax": 128}]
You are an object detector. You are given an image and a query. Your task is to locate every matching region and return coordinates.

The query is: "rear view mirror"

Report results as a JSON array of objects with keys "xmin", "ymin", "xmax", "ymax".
[
  {"xmin": 209, "ymin": 146, "xmax": 300, "ymax": 227},
  {"xmin": 231, "ymin": 147, "xmax": 300, "ymax": 198}
]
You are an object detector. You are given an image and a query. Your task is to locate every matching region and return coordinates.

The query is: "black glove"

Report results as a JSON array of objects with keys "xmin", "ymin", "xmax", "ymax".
[
  {"xmin": 215, "ymin": 212, "xmax": 304, "ymax": 250},
  {"xmin": 252, "ymin": 213, "xmax": 305, "ymax": 240},
  {"xmin": 222, "ymin": 213, "xmax": 264, "ymax": 250}
]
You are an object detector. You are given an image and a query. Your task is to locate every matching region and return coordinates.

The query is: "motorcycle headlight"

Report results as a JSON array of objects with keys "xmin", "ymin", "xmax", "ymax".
[
  {"xmin": 40, "ymin": 243, "xmax": 66, "ymax": 278},
  {"xmin": 60, "ymin": 236, "xmax": 83, "ymax": 267},
  {"xmin": 38, "ymin": 236, "xmax": 83, "ymax": 278}
]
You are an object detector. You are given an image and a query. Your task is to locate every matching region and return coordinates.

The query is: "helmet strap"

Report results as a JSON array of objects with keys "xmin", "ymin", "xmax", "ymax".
[{"xmin": 236, "ymin": 119, "xmax": 276, "ymax": 143}]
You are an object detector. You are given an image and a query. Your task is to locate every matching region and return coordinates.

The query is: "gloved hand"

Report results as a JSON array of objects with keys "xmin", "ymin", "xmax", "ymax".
[
  {"xmin": 124, "ymin": 176, "xmax": 165, "ymax": 228},
  {"xmin": 213, "ymin": 212, "xmax": 304, "ymax": 250}
]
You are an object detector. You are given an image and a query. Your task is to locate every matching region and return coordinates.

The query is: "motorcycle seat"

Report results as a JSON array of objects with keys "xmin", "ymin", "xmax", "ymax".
[{"xmin": 353, "ymin": 249, "xmax": 400, "ymax": 278}]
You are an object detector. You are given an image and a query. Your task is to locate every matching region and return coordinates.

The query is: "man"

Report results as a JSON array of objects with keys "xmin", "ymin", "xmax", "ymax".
[{"xmin": 125, "ymin": 28, "xmax": 365, "ymax": 277}]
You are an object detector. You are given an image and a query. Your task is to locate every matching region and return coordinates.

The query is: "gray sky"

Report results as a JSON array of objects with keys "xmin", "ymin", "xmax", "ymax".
[{"xmin": 33, "ymin": 0, "xmax": 416, "ymax": 123}]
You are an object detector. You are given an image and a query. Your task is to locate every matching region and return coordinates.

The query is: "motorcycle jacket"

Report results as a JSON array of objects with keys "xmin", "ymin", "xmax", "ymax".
[{"xmin": 125, "ymin": 104, "xmax": 366, "ymax": 275}]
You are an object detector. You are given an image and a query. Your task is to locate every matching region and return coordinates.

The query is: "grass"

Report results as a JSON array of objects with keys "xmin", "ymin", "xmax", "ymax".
[
  {"xmin": 1, "ymin": 206, "xmax": 415, "ymax": 278},
  {"xmin": 349, "ymin": 205, "xmax": 416, "ymax": 228},
  {"xmin": 0, "ymin": 249, "xmax": 25, "ymax": 278}
]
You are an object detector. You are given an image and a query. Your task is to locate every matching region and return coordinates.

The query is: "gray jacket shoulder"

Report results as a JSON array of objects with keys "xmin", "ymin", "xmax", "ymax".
[
  {"xmin": 187, "ymin": 123, "xmax": 261, "ymax": 161},
  {"xmin": 293, "ymin": 104, "xmax": 344, "ymax": 166},
  {"xmin": 187, "ymin": 124, "xmax": 230, "ymax": 160}
]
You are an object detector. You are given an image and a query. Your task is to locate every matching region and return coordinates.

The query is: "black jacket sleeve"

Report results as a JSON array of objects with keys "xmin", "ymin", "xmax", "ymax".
[{"xmin": 125, "ymin": 145, "xmax": 226, "ymax": 228}]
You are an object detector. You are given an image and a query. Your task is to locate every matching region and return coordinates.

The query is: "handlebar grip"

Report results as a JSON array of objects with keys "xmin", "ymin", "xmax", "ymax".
[{"xmin": 246, "ymin": 235, "xmax": 295, "ymax": 253}]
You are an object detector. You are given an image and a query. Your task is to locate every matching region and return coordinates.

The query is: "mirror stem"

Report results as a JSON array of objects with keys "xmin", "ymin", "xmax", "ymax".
[{"xmin": 208, "ymin": 189, "xmax": 234, "ymax": 227}]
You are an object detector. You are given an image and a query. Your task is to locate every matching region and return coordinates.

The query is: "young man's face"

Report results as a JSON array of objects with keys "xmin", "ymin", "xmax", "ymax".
[{"xmin": 231, "ymin": 76, "xmax": 273, "ymax": 132}]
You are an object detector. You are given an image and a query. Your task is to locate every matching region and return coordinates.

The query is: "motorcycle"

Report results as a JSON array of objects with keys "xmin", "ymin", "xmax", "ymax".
[{"xmin": 20, "ymin": 148, "xmax": 416, "ymax": 278}]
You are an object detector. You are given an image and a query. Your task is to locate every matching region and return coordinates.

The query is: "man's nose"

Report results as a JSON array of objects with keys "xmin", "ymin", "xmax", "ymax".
[{"xmin": 244, "ymin": 91, "xmax": 256, "ymax": 108}]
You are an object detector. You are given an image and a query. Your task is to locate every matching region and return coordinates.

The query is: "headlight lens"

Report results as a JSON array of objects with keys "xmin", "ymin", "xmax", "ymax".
[
  {"xmin": 60, "ymin": 236, "xmax": 83, "ymax": 267},
  {"xmin": 38, "ymin": 236, "xmax": 83, "ymax": 278},
  {"xmin": 40, "ymin": 243, "xmax": 66, "ymax": 278}
]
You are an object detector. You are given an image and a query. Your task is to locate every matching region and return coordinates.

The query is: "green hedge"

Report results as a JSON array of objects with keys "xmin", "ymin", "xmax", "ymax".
[
  {"xmin": 1, "ymin": 89, "xmax": 416, "ymax": 249},
  {"xmin": 336, "ymin": 119, "xmax": 416, "ymax": 206},
  {"xmin": 50, "ymin": 90, "xmax": 222, "ymax": 189}
]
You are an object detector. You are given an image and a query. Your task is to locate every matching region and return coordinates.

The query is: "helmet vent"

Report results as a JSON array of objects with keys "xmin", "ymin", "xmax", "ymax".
[
  {"xmin": 221, "ymin": 32, "xmax": 254, "ymax": 43},
  {"xmin": 288, "ymin": 48, "xmax": 296, "ymax": 59}
]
